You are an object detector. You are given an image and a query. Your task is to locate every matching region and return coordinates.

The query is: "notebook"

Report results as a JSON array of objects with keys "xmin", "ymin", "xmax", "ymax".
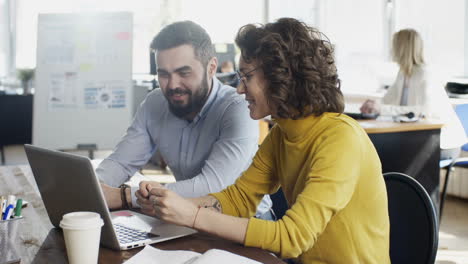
[
  {"xmin": 24, "ymin": 144, "xmax": 196, "ymax": 250},
  {"xmin": 125, "ymin": 245, "xmax": 262, "ymax": 264}
]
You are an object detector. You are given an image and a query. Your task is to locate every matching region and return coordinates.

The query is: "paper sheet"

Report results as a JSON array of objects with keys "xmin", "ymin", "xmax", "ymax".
[
  {"xmin": 124, "ymin": 246, "xmax": 200, "ymax": 264},
  {"xmin": 125, "ymin": 245, "xmax": 263, "ymax": 264}
]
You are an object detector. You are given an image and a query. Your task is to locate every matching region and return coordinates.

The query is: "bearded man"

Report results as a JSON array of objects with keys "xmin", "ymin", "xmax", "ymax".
[{"xmin": 98, "ymin": 21, "xmax": 273, "ymax": 220}]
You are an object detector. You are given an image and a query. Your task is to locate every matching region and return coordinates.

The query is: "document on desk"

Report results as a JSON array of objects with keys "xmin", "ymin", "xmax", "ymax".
[{"xmin": 125, "ymin": 245, "xmax": 261, "ymax": 264}]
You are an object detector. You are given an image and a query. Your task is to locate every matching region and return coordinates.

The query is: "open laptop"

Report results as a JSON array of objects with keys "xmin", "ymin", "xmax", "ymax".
[{"xmin": 24, "ymin": 144, "xmax": 196, "ymax": 250}]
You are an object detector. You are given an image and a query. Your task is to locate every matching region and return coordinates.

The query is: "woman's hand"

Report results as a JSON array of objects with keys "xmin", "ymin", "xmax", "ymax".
[
  {"xmin": 149, "ymin": 187, "xmax": 199, "ymax": 228},
  {"xmin": 360, "ymin": 99, "xmax": 380, "ymax": 114}
]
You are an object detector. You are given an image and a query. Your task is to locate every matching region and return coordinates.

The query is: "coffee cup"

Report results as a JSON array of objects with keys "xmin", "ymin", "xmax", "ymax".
[{"xmin": 60, "ymin": 211, "xmax": 104, "ymax": 264}]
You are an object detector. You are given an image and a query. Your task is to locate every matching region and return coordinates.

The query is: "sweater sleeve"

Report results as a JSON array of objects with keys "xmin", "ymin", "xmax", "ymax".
[
  {"xmin": 211, "ymin": 127, "xmax": 280, "ymax": 218},
  {"xmin": 243, "ymin": 124, "xmax": 363, "ymax": 259}
]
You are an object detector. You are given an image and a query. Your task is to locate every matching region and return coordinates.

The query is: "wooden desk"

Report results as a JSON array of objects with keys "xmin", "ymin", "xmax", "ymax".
[
  {"xmin": 359, "ymin": 119, "xmax": 443, "ymax": 213},
  {"xmin": 358, "ymin": 119, "xmax": 443, "ymax": 134},
  {"xmin": 0, "ymin": 165, "xmax": 285, "ymax": 264}
]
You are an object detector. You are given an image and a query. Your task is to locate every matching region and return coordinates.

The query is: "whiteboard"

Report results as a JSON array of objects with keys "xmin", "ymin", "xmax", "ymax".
[{"xmin": 33, "ymin": 12, "xmax": 133, "ymax": 150}]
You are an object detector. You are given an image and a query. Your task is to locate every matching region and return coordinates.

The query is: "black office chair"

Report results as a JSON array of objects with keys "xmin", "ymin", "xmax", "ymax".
[{"xmin": 383, "ymin": 172, "xmax": 438, "ymax": 264}]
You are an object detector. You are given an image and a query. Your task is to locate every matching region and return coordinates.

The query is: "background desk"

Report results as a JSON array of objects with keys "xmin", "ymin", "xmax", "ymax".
[
  {"xmin": 0, "ymin": 95, "xmax": 33, "ymax": 164},
  {"xmin": 0, "ymin": 165, "xmax": 284, "ymax": 264},
  {"xmin": 358, "ymin": 119, "xmax": 443, "ymax": 213}
]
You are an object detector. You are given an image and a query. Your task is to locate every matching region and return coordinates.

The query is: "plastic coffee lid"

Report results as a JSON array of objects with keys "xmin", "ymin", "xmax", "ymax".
[{"xmin": 59, "ymin": 211, "xmax": 104, "ymax": 230}]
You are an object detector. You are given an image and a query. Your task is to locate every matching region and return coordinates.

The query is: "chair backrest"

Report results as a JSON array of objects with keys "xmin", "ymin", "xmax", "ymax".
[
  {"xmin": 455, "ymin": 104, "xmax": 468, "ymax": 151},
  {"xmin": 383, "ymin": 172, "xmax": 438, "ymax": 264}
]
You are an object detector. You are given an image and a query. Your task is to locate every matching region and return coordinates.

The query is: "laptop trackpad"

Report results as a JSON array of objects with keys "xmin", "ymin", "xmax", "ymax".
[{"xmin": 111, "ymin": 210, "xmax": 195, "ymax": 237}]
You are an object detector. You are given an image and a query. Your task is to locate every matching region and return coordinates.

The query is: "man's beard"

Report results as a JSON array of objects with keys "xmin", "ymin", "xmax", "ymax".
[{"xmin": 165, "ymin": 74, "xmax": 210, "ymax": 119}]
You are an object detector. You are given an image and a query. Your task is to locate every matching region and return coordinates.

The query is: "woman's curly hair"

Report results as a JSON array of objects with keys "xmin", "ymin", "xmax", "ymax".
[{"xmin": 235, "ymin": 18, "xmax": 344, "ymax": 119}]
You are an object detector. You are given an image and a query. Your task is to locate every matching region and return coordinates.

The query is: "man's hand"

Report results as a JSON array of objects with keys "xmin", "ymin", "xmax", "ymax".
[
  {"xmin": 136, "ymin": 181, "xmax": 163, "ymax": 216},
  {"xmin": 360, "ymin": 99, "xmax": 381, "ymax": 114},
  {"xmin": 101, "ymin": 183, "xmax": 122, "ymax": 209},
  {"xmin": 149, "ymin": 187, "xmax": 198, "ymax": 228}
]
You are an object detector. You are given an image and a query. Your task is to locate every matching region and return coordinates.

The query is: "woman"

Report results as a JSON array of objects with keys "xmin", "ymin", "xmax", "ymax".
[
  {"xmin": 139, "ymin": 18, "xmax": 390, "ymax": 263},
  {"xmin": 360, "ymin": 29, "xmax": 465, "ymax": 159}
]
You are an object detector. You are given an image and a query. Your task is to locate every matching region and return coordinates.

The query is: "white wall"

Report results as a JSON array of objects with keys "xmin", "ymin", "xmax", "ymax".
[{"xmin": 0, "ymin": 0, "xmax": 15, "ymax": 77}]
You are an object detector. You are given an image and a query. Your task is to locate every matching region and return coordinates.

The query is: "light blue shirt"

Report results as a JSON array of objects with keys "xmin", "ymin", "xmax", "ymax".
[{"xmin": 97, "ymin": 77, "xmax": 272, "ymax": 216}]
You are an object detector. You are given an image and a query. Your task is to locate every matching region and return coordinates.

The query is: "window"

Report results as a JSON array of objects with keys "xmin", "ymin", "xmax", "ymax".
[
  {"xmin": 6, "ymin": 0, "xmax": 468, "ymax": 89},
  {"xmin": 394, "ymin": 0, "xmax": 465, "ymax": 78}
]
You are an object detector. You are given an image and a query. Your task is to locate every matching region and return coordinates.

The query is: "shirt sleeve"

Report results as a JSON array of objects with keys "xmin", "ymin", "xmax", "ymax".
[
  {"xmin": 211, "ymin": 127, "xmax": 280, "ymax": 218},
  {"xmin": 96, "ymin": 94, "xmax": 155, "ymax": 190},
  {"xmin": 164, "ymin": 99, "xmax": 260, "ymax": 198},
  {"xmin": 215, "ymin": 124, "xmax": 364, "ymax": 259}
]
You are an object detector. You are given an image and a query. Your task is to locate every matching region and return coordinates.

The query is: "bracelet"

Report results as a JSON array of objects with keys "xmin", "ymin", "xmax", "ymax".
[
  {"xmin": 192, "ymin": 206, "xmax": 202, "ymax": 229},
  {"xmin": 119, "ymin": 184, "xmax": 130, "ymax": 209}
]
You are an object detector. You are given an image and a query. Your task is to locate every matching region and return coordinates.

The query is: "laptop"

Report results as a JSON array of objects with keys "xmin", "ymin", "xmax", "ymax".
[{"xmin": 24, "ymin": 144, "xmax": 196, "ymax": 250}]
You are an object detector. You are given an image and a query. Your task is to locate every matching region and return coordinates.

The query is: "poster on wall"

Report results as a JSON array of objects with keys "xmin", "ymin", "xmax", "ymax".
[
  {"xmin": 48, "ymin": 72, "xmax": 79, "ymax": 109},
  {"xmin": 84, "ymin": 80, "xmax": 127, "ymax": 109}
]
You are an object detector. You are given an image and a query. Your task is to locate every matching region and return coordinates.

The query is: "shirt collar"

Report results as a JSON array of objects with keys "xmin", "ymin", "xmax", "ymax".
[{"xmin": 191, "ymin": 77, "xmax": 221, "ymax": 123}]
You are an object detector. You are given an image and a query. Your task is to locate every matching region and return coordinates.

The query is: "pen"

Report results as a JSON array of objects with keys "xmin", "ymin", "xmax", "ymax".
[
  {"xmin": 14, "ymin": 199, "xmax": 23, "ymax": 217},
  {"xmin": 2, "ymin": 195, "xmax": 17, "ymax": 220},
  {"xmin": 0, "ymin": 196, "xmax": 6, "ymax": 213},
  {"xmin": 7, "ymin": 195, "xmax": 16, "ymax": 210},
  {"xmin": 3, "ymin": 204, "xmax": 13, "ymax": 220},
  {"xmin": 0, "ymin": 196, "xmax": 6, "ymax": 220},
  {"xmin": 0, "ymin": 196, "xmax": 3, "ymax": 219}
]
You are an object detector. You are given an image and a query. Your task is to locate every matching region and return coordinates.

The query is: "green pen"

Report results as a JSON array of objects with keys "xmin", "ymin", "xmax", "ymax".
[{"xmin": 14, "ymin": 199, "xmax": 22, "ymax": 217}]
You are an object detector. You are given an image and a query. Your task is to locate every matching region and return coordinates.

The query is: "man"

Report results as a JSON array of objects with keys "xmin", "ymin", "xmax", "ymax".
[{"xmin": 98, "ymin": 21, "xmax": 272, "ymax": 219}]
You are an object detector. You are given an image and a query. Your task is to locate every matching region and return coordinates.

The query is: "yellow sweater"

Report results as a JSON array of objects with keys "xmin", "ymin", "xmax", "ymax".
[{"xmin": 211, "ymin": 113, "xmax": 390, "ymax": 264}]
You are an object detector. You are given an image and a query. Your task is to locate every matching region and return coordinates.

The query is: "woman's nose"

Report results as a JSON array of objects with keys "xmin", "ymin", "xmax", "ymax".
[{"xmin": 236, "ymin": 81, "xmax": 245, "ymax": 94}]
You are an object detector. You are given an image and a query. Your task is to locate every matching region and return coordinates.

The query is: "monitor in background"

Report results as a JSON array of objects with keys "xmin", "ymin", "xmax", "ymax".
[
  {"xmin": 214, "ymin": 43, "xmax": 236, "ymax": 73},
  {"xmin": 149, "ymin": 51, "xmax": 158, "ymax": 89}
]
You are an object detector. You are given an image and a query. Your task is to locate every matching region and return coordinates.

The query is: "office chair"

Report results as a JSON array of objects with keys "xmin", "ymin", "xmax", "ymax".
[
  {"xmin": 384, "ymin": 172, "xmax": 438, "ymax": 264},
  {"xmin": 439, "ymin": 103, "xmax": 468, "ymax": 221},
  {"xmin": 270, "ymin": 188, "xmax": 288, "ymax": 219}
]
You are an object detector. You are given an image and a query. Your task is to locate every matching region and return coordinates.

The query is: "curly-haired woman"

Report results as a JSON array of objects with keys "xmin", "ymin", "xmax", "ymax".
[{"xmin": 139, "ymin": 18, "xmax": 390, "ymax": 264}]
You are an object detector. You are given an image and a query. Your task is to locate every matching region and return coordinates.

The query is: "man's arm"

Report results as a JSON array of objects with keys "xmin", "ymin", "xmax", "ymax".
[
  {"xmin": 164, "ymin": 99, "xmax": 259, "ymax": 197},
  {"xmin": 97, "ymin": 92, "xmax": 159, "ymax": 209},
  {"xmin": 101, "ymin": 183, "xmax": 132, "ymax": 209}
]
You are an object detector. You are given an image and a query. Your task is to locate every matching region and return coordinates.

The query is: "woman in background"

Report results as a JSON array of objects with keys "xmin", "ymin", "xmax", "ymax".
[
  {"xmin": 360, "ymin": 29, "xmax": 466, "ymax": 159},
  {"xmin": 139, "ymin": 18, "xmax": 390, "ymax": 264}
]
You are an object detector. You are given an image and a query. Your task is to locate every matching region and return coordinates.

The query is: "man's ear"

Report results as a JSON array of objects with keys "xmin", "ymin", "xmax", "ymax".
[{"xmin": 207, "ymin": 57, "xmax": 218, "ymax": 78}]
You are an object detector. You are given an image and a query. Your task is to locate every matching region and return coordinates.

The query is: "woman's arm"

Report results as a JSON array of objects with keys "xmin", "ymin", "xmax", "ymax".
[
  {"xmin": 147, "ymin": 131, "xmax": 278, "ymax": 244},
  {"xmin": 149, "ymin": 187, "xmax": 249, "ymax": 244}
]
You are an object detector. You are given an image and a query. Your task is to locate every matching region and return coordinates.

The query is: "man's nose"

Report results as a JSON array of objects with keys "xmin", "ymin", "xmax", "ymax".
[{"xmin": 167, "ymin": 75, "xmax": 181, "ymax": 89}]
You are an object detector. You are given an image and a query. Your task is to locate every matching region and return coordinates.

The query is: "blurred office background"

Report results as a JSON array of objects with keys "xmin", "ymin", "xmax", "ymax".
[
  {"xmin": 1, "ymin": 1, "xmax": 468, "ymax": 263},
  {"xmin": 1, "ymin": 0, "xmax": 467, "ymax": 93}
]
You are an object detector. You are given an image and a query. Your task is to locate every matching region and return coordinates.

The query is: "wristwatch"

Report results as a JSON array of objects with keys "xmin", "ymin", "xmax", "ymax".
[{"xmin": 119, "ymin": 184, "xmax": 130, "ymax": 209}]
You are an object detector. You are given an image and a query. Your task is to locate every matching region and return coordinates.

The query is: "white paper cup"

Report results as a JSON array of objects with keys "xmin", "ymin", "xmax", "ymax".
[{"xmin": 60, "ymin": 212, "xmax": 104, "ymax": 264}]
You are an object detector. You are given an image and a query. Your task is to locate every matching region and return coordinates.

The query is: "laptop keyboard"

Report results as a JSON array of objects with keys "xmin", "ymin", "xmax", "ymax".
[{"xmin": 114, "ymin": 223, "xmax": 158, "ymax": 244}]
